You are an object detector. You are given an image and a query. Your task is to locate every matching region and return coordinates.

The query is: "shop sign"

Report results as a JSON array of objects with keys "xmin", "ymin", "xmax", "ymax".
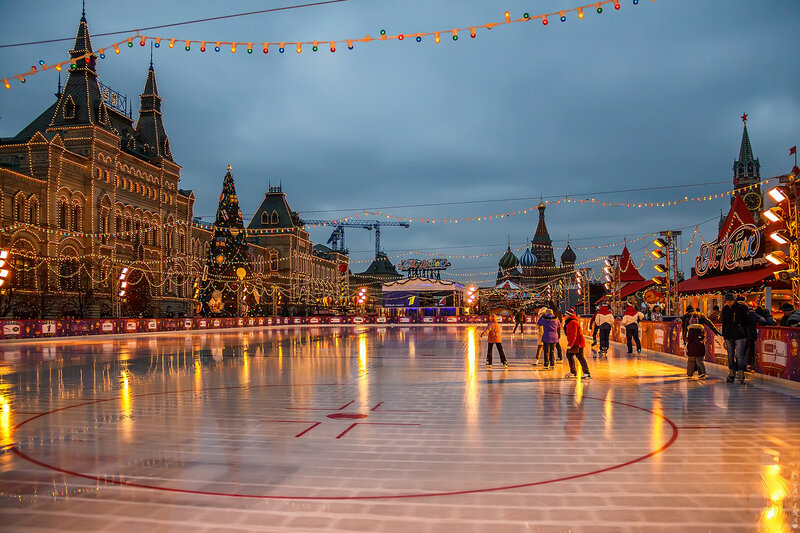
[
  {"xmin": 695, "ymin": 223, "xmax": 764, "ymax": 277},
  {"xmin": 101, "ymin": 321, "xmax": 114, "ymax": 332}
]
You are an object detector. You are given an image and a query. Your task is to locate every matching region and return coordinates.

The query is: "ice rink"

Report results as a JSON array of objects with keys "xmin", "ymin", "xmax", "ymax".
[{"xmin": 0, "ymin": 325, "xmax": 797, "ymax": 532}]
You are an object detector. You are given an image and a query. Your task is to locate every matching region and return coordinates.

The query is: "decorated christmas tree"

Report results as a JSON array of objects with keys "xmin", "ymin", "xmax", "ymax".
[{"xmin": 199, "ymin": 166, "xmax": 252, "ymax": 316}]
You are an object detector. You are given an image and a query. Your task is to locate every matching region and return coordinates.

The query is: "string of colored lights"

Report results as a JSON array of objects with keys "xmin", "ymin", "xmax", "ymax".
[
  {"xmin": 1, "ymin": 179, "xmax": 764, "ymax": 241},
  {"xmin": 358, "ymin": 181, "xmax": 772, "ymax": 225},
  {"xmin": 4, "ymin": 0, "xmax": 648, "ymax": 89}
]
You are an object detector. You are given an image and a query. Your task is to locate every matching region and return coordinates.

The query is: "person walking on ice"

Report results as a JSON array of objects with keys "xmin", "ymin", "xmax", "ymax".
[
  {"xmin": 564, "ymin": 308, "xmax": 591, "ymax": 379},
  {"xmin": 480, "ymin": 314, "xmax": 508, "ymax": 368},
  {"xmin": 513, "ymin": 308, "xmax": 526, "ymax": 336}
]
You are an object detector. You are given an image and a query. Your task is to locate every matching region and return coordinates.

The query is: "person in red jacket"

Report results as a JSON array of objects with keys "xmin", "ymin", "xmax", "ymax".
[
  {"xmin": 480, "ymin": 314, "xmax": 508, "ymax": 368},
  {"xmin": 564, "ymin": 308, "xmax": 591, "ymax": 379}
]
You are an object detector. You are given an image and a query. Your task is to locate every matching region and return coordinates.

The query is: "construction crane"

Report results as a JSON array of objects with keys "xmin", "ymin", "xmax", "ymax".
[{"xmin": 302, "ymin": 220, "xmax": 410, "ymax": 259}]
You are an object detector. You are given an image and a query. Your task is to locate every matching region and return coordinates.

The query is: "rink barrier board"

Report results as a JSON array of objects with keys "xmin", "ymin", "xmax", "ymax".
[{"xmin": 579, "ymin": 318, "xmax": 800, "ymax": 384}]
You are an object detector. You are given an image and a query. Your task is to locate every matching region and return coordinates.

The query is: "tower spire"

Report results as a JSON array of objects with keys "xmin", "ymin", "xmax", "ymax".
[{"xmin": 739, "ymin": 113, "xmax": 754, "ymax": 164}]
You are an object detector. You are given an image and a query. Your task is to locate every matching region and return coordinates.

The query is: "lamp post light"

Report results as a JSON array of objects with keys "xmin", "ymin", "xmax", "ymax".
[{"xmin": 653, "ymin": 231, "xmax": 682, "ymax": 316}]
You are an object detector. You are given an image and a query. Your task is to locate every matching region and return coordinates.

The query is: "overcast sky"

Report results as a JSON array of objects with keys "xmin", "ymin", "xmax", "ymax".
[{"xmin": 1, "ymin": 0, "xmax": 798, "ymax": 285}]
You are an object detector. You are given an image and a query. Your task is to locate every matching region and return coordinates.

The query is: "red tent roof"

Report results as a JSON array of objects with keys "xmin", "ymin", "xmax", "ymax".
[
  {"xmin": 618, "ymin": 246, "xmax": 646, "ymax": 282},
  {"xmin": 677, "ymin": 265, "xmax": 780, "ymax": 294},
  {"xmin": 718, "ymin": 193, "xmax": 755, "ymax": 240}
]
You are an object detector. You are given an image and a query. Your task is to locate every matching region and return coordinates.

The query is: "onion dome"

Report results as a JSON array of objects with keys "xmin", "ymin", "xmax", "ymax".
[
  {"xmin": 499, "ymin": 244, "xmax": 519, "ymax": 269},
  {"xmin": 519, "ymin": 247, "xmax": 537, "ymax": 267},
  {"xmin": 561, "ymin": 242, "xmax": 576, "ymax": 264}
]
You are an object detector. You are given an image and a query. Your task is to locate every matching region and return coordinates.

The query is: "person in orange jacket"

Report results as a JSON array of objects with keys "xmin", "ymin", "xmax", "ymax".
[
  {"xmin": 480, "ymin": 314, "xmax": 508, "ymax": 368},
  {"xmin": 564, "ymin": 308, "xmax": 591, "ymax": 379}
]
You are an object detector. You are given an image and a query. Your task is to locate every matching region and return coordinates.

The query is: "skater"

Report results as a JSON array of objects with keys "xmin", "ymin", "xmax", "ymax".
[
  {"xmin": 744, "ymin": 301, "xmax": 765, "ymax": 371},
  {"xmin": 779, "ymin": 303, "xmax": 800, "ymax": 327},
  {"xmin": 549, "ymin": 302, "xmax": 564, "ymax": 361},
  {"xmin": 564, "ymin": 308, "xmax": 591, "ymax": 379},
  {"xmin": 650, "ymin": 305, "xmax": 663, "ymax": 322},
  {"xmin": 621, "ymin": 304, "xmax": 644, "ymax": 355},
  {"xmin": 480, "ymin": 314, "xmax": 508, "ymax": 368},
  {"xmin": 594, "ymin": 305, "xmax": 614, "ymax": 357},
  {"xmin": 531, "ymin": 307, "xmax": 546, "ymax": 366},
  {"xmin": 512, "ymin": 308, "xmax": 526, "ymax": 336},
  {"xmin": 721, "ymin": 293, "xmax": 748, "ymax": 383},
  {"xmin": 590, "ymin": 306, "xmax": 600, "ymax": 347},
  {"xmin": 682, "ymin": 307, "xmax": 720, "ymax": 379},
  {"xmin": 537, "ymin": 308, "xmax": 561, "ymax": 370}
]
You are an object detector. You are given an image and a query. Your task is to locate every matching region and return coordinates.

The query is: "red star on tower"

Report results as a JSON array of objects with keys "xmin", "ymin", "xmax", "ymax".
[{"xmin": 741, "ymin": 112, "xmax": 748, "ymax": 122}]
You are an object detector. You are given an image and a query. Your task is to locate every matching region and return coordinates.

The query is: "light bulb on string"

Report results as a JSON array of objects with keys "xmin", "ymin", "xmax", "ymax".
[
  {"xmin": 452, "ymin": 29, "xmax": 458, "ymax": 40},
  {"xmin": 313, "ymin": 41, "xmax": 319, "ymax": 51},
  {"xmin": 398, "ymin": 34, "xmax": 404, "ymax": 40},
  {"xmin": 184, "ymin": 41, "xmax": 191, "ymax": 51},
  {"xmin": 263, "ymin": 43, "xmax": 269, "ymax": 53},
  {"xmin": 247, "ymin": 43, "xmax": 253, "ymax": 54},
  {"xmin": 215, "ymin": 42, "xmax": 220, "ymax": 52},
  {"xmin": 578, "ymin": 7, "xmax": 584, "ymax": 18},
  {"xmin": 542, "ymin": 15, "xmax": 549, "ymax": 25},
  {"xmin": 523, "ymin": 12, "xmax": 530, "ymax": 19},
  {"xmin": 140, "ymin": 37, "xmax": 146, "ymax": 46},
  {"xmin": 296, "ymin": 43, "xmax": 302, "ymax": 53},
  {"xmin": 504, "ymin": 11, "xmax": 511, "ymax": 23},
  {"xmin": 560, "ymin": 12, "xmax": 567, "ymax": 21},
  {"xmin": 279, "ymin": 43, "xmax": 285, "ymax": 53},
  {"xmin": 415, "ymin": 34, "xmax": 422, "ymax": 42},
  {"xmin": 330, "ymin": 41, "xmax": 336, "ymax": 52},
  {"xmin": 434, "ymin": 32, "xmax": 440, "ymax": 43},
  {"xmin": 127, "ymin": 38, "xmax": 133, "ymax": 47},
  {"xmin": 155, "ymin": 38, "xmax": 161, "ymax": 48},
  {"xmin": 168, "ymin": 39, "xmax": 175, "ymax": 48},
  {"xmin": 231, "ymin": 43, "xmax": 237, "ymax": 53},
  {"xmin": 470, "ymin": 27, "xmax": 476, "ymax": 38},
  {"xmin": 200, "ymin": 42, "xmax": 206, "ymax": 52},
  {"xmin": 347, "ymin": 40, "xmax": 354, "ymax": 49}
]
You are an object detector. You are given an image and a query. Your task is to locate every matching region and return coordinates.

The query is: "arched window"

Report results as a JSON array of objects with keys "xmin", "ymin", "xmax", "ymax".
[
  {"xmin": 13, "ymin": 195, "xmax": 24, "ymax": 222},
  {"xmin": 124, "ymin": 216, "xmax": 132, "ymax": 241},
  {"xmin": 11, "ymin": 254, "xmax": 35, "ymax": 290},
  {"xmin": 115, "ymin": 213, "xmax": 123, "ymax": 234},
  {"xmin": 60, "ymin": 258, "xmax": 80, "ymax": 291},
  {"xmin": 269, "ymin": 249, "xmax": 279, "ymax": 271},
  {"xmin": 71, "ymin": 203, "xmax": 81, "ymax": 232},
  {"xmin": 28, "ymin": 199, "xmax": 39, "ymax": 225},
  {"xmin": 176, "ymin": 274, "xmax": 184, "ymax": 297},
  {"xmin": 270, "ymin": 211, "xmax": 279, "ymax": 225},
  {"xmin": 58, "ymin": 201, "xmax": 68, "ymax": 229},
  {"xmin": 261, "ymin": 211, "xmax": 269, "ymax": 225}
]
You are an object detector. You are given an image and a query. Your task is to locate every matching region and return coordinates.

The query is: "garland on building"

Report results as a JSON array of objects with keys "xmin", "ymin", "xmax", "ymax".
[{"xmin": 199, "ymin": 166, "xmax": 253, "ymax": 316}]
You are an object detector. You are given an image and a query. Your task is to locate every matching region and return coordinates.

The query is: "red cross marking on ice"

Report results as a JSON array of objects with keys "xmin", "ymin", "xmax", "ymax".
[{"xmin": 263, "ymin": 400, "xmax": 424, "ymax": 439}]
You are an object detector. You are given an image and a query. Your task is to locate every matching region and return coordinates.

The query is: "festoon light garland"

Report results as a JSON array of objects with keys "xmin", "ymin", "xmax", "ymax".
[{"xmin": 4, "ymin": 0, "xmax": 651, "ymax": 89}]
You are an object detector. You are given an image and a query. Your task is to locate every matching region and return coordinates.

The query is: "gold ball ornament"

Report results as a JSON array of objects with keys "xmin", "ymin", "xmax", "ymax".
[
  {"xmin": 216, "ymin": 255, "xmax": 225, "ymax": 263},
  {"xmin": 236, "ymin": 267, "xmax": 247, "ymax": 280}
]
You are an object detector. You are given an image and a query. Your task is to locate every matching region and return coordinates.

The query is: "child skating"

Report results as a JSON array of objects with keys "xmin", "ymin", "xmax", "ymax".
[{"xmin": 480, "ymin": 314, "xmax": 508, "ymax": 368}]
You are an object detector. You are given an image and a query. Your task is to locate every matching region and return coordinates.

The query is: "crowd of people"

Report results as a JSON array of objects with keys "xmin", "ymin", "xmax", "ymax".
[
  {"xmin": 480, "ymin": 294, "xmax": 800, "ymax": 384},
  {"xmin": 481, "ymin": 301, "xmax": 591, "ymax": 379}
]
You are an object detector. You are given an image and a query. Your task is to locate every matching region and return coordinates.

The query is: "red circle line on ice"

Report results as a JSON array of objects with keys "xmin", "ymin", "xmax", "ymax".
[{"xmin": 10, "ymin": 384, "xmax": 679, "ymax": 500}]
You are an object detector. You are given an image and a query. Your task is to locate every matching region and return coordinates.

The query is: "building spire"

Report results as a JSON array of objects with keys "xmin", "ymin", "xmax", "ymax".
[
  {"xmin": 134, "ymin": 58, "xmax": 172, "ymax": 161},
  {"xmin": 739, "ymin": 114, "xmax": 755, "ymax": 164}
]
